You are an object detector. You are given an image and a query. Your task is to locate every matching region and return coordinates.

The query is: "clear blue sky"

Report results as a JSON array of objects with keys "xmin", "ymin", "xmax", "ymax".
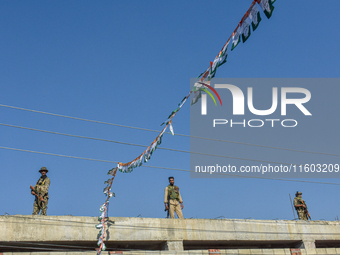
[{"xmin": 0, "ymin": 1, "xmax": 339, "ymax": 221}]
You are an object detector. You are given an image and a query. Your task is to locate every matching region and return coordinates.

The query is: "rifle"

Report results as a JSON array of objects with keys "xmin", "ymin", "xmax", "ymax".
[
  {"xmin": 289, "ymin": 194, "xmax": 297, "ymax": 220},
  {"xmin": 165, "ymin": 195, "xmax": 170, "ymax": 218},
  {"xmin": 30, "ymin": 185, "xmax": 44, "ymax": 202},
  {"xmin": 301, "ymin": 199, "xmax": 311, "ymax": 220}
]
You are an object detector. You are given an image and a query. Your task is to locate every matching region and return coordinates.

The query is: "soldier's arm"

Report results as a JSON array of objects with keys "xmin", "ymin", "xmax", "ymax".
[
  {"xmin": 294, "ymin": 199, "xmax": 305, "ymax": 208},
  {"xmin": 164, "ymin": 187, "xmax": 169, "ymax": 210},
  {"xmin": 178, "ymin": 191, "xmax": 183, "ymax": 203},
  {"xmin": 295, "ymin": 204, "xmax": 305, "ymax": 208},
  {"xmin": 178, "ymin": 191, "xmax": 184, "ymax": 209}
]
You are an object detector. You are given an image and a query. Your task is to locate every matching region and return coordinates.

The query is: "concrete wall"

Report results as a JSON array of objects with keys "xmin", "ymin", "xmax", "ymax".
[{"xmin": 1, "ymin": 215, "xmax": 340, "ymax": 254}]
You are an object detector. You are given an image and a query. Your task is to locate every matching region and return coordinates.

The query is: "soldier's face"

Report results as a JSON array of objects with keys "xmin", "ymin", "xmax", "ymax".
[
  {"xmin": 169, "ymin": 178, "xmax": 174, "ymax": 185},
  {"xmin": 40, "ymin": 171, "xmax": 47, "ymax": 176}
]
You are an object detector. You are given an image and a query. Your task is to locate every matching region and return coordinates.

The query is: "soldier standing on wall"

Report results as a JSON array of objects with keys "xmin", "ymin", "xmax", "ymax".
[
  {"xmin": 31, "ymin": 167, "xmax": 50, "ymax": 215},
  {"xmin": 164, "ymin": 177, "xmax": 184, "ymax": 219},
  {"xmin": 293, "ymin": 191, "xmax": 310, "ymax": 220}
]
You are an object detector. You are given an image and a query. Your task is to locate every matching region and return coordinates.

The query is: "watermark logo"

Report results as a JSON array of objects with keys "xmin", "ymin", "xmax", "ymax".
[
  {"xmin": 190, "ymin": 78, "xmax": 340, "ymax": 179},
  {"xmin": 201, "ymin": 84, "xmax": 312, "ymax": 116},
  {"xmin": 197, "ymin": 82, "xmax": 312, "ymax": 128}
]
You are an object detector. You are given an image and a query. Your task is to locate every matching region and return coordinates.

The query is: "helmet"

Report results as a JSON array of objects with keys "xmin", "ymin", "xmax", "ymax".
[
  {"xmin": 295, "ymin": 191, "xmax": 302, "ymax": 196},
  {"xmin": 39, "ymin": 166, "xmax": 49, "ymax": 173}
]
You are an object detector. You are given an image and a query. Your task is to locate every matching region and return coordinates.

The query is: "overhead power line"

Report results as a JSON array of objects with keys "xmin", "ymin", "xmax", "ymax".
[
  {"xmin": 0, "ymin": 146, "xmax": 117, "ymax": 163},
  {"xmin": 0, "ymin": 103, "xmax": 159, "ymax": 132},
  {"xmin": 0, "ymin": 122, "xmax": 312, "ymax": 165},
  {"xmin": 0, "ymin": 103, "xmax": 338, "ymax": 157},
  {"xmin": 0, "ymin": 141, "xmax": 300, "ymax": 166},
  {"xmin": 0, "ymin": 145, "xmax": 340, "ymax": 186}
]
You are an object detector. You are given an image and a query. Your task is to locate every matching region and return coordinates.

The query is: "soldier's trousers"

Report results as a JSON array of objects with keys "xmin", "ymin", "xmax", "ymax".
[
  {"xmin": 33, "ymin": 197, "xmax": 49, "ymax": 215},
  {"xmin": 297, "ymin": 210, "xmax": 308, "ymax": 220},
  {"xmin": 169, "ymin": 199, "xmax": 183, "ymax": 219}
]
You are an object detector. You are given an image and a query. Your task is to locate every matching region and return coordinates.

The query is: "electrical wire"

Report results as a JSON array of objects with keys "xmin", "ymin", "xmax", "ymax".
[
  {"xmin": 0, "ymin": 103, "xmax": 338, "ymax": 157},
  {"xmin": 0, "ymin": 122, "xmax": 309, "ymax": 165},
  {"xmin": 0, "ymin": 103, "xmax": 159, "ymax": 132},
  {"xmin": 1, "ymin": 145, "xmax": 340, "ymax": 186},
  {"xmin": 0, "ymin": 145, "xmax": 117, "ymax": 163}
]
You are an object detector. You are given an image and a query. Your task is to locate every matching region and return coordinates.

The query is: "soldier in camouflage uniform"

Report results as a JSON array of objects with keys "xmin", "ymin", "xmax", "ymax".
[
  {"xmin": 164, "ymin": 177, "xmax": 184, "ymax": 219},
  {"xmin": 293, "ymin": 191, "xmax": 308, "ymax": 220},
  {"xmin": 31, "ymin": 167, "xmax": 50, "ymax": 215}
]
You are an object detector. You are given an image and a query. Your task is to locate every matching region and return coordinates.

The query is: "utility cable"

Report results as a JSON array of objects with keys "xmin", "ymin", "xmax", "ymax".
[
  {"xmin": 0, "ymin": 122, "xmax": 328, "ymax": 165},
  {"xmin": 0, "ymin": 103, "xmax": 338, "ymax": 157},
  {"xmin": 0, "ymin": 145, "xmax": 117, "ymax": 163},
  {"xmin": 1, "ymin": 145, "xmax": 340, "ymax": 186},
  {"xmin": 0, "ymin": 137, "xmax": 306, "ymax": 166}
]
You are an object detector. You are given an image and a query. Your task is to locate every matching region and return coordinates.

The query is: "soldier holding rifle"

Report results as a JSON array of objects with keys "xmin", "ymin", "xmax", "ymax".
[
  {"xmin": 293, "ymin": 191, "xmax": 311, "ymax": 220},
  {"xmin": 31, "ymin": 167, "xmax": 50, "ymax": 215}
]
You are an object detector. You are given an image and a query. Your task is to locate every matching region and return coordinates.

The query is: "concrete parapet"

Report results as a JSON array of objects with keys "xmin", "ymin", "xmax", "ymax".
[{"xmin": 1, "ymin": 215, "xmax": 340, "ymax": 254}]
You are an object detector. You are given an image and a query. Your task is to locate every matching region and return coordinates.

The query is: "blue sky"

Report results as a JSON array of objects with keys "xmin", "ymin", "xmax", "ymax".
[{"xmin": 0, "ymin": 1, "xmax": 339, "ymax": 221}]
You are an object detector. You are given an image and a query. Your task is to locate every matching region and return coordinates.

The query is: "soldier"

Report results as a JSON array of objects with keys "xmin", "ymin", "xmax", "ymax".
[
  {"xmin": 293, "ymin": 191, "xmax": 308, "ymax": 220},
  {"xmin": 31, "ymin": 167, "xmax": 50, "ymax": 215},
  {"xmin": 164, "ymin": 176, "xmax": 184, "ymax": 219}
]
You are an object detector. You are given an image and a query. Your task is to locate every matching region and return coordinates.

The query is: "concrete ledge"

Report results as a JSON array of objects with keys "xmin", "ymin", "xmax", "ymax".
[
  {"xmin": 2, "ymin": 215, "xmax": 340, "ymax": 242},
  {"xmin": 1, "ymin": 215, "xmax": 340, "ymax": 254}
]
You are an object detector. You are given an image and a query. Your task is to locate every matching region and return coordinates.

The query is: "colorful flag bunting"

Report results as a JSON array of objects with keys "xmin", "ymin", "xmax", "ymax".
[{"xmin": 96, "ymin": 1, "xmax": 277, "ymax": 254}]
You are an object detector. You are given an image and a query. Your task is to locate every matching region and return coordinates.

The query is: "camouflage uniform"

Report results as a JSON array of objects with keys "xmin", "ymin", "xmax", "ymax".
[
  {"xmin": 293, "ymin": 195, "xmax": 308, "ymax": 220},
  {"xmin": 164, "ymin": 185, "xmax": 183, "ymax": 219},
  {"xmin": 32, "ymin": 171, "xmax": 50, "ymax": 215}
]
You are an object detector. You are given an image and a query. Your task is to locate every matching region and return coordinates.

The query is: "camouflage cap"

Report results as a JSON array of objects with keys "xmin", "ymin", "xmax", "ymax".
[
  {"xmin": 296, "ymin": 191, "xmax": 302, "ymax": 195},
  {"xmin": 39, "ymin": 166, "xmax": 49, "ymax": 173}
]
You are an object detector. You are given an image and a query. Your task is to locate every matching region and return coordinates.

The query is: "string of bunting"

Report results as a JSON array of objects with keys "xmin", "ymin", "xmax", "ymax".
[{"xmin": 96, "ymin": 0, "xmax": 276, "ymax": 253}]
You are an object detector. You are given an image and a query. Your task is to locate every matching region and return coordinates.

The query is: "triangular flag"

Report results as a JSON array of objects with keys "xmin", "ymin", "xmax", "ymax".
[
  {"xmin": 169, "ymin": 122, "xmax": 175, "ymax": 136},
  {"xmin": 258, "ymin": 0, "xmax": 275, "ymax": 19},
  {"xmin": 242, "ymin": 17, "xmax": 251, "ymax": 43},
  {"xmin": 218, "ymin": 41, "xmax": 229, "ymax": 67},
  {"xmin": 102, "ymin": 242, "xmax": 106, "ymax": 251},
  {"xmin": 231, "ymin": 26, "xmax": 243, "ymax": 51},
  {"xmin": 107, "ymin": 168, "xmax": 116, "ymax": 176},
  {"xmin": 249, "ymin": 4, "xmax": 262, "ymax": 31},
  {"xmin": 96, "ymin": 224, "xmax": 104, "ymax": 229},
  {"xmin": 104, "ymin": 178, "xmax": 113, "ymax": 185},
  {"xmin": 207, "ymin": 71, "xmax": 216, "ymax": 81},
  {"xmin": 191, "ymin": 82, "xmax": 204, "ymax": 105},
  {"xmin": 211, "ymin": 58, "xmax": 219, "ymax": 74}
]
